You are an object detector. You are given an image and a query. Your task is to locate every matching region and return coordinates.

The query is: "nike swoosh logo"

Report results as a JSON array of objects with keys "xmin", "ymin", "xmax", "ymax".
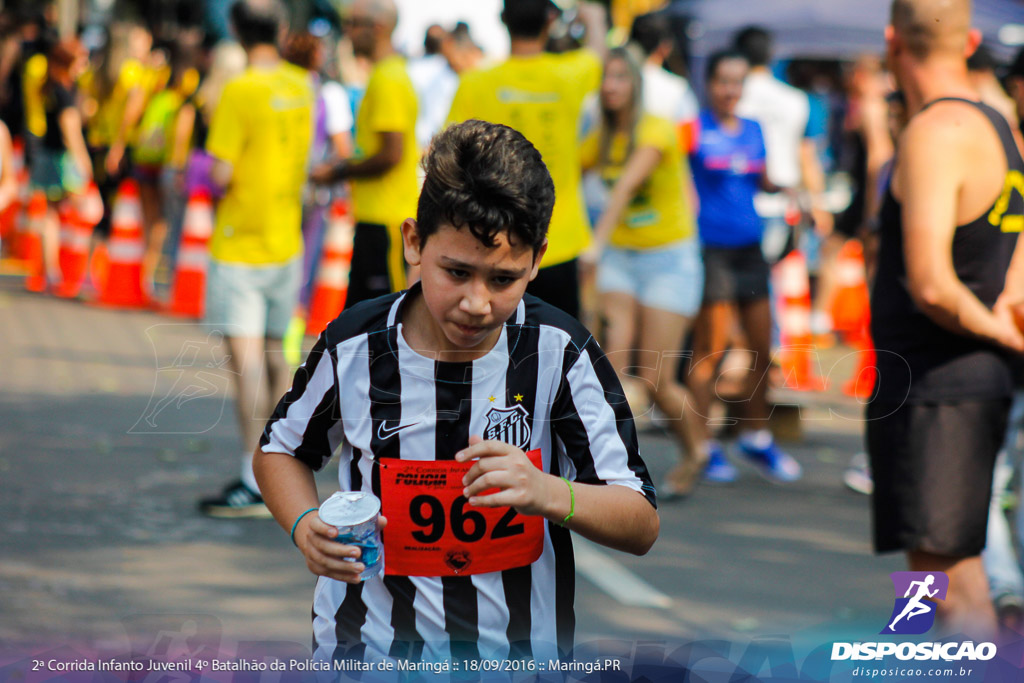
[{"xmin": 377, "ymin": 421, "xmax": 419, "ymax": 440}]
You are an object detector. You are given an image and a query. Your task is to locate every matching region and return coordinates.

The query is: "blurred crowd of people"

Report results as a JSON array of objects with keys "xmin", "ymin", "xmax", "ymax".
[{"xmin": 3, "ymin": 0, "xmax": 1024, "ymax": 640}]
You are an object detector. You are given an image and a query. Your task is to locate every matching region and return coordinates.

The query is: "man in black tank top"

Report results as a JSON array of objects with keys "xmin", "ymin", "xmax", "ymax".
[{"xmin": 869, "ymin": 0, "xmax": 1024, "ymax": 641}]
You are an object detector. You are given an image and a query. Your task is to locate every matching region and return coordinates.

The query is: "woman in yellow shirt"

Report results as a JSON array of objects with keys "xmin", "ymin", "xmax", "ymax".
[{"xmin": 581, "ymin": 46, "xmax": 705, "ymax": 498}]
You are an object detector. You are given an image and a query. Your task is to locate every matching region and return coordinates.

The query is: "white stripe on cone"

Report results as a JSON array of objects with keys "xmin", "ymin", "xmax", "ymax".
[
  {"xmin": 176, "ymin": 245, "xmax": 209, "ymax": 270},
  {"xmin": 835, "ymin": 258, "xmax": 864, "ymax": 287},
  {"xmin": 59, "ymin": 229, "xmax": 92, "ymax": 251},
  {"xmin": 323, "ymin": 228, "xmax": 353, "ymax": 252},
  {"xmin": 317, "ymin": 262, "xmax": 350, "ymax": 287},
  {"xmin": 107, "ymin": 240, "xmax": 145, "ymax": 262},
  {"xmin": 781, "ymin": 306, "xmax": 811, "ymax": 338},
  {"xmin": 111, "ymin": 202, "xmax": 142, "ymax": 226},
  {"xmin": 775, "ymin": 254, "xmax": 809, "ymax": 299},
  {"xmin": 182, "ymin": 203, "xmax": 213, "ymax": 239}
]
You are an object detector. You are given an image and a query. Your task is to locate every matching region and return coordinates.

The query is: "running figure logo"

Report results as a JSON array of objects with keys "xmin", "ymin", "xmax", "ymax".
[{"xmin": 882, "ymin": 571, "xmax": 949, "ymax": 635}]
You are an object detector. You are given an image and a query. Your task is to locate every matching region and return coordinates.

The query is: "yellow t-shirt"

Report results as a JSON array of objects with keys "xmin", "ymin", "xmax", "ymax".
[
  {"xmin": 350, "ymin": 55, "xmax": 419, "ymax": 227},
  {"xmin": 131, "ymin": 89, "xmax": 184, "ymax": 165},
  {"xmin": 447, "ymin": 49, "xmax": 601, "ymax": 268},
  {"xmin": 206, "ymin": 61, "xmax": 313, "ymax": 264},
  {"xmin": 81, "ymin": 59, "xmax": 163, "ymax": 148},
  {"xmin": 580, "ymin": 114, "xmax": 695, "ymax": 249},
  {"xmin": 23, "ymin": 54, "xmax": 47, "ymax": 139}
]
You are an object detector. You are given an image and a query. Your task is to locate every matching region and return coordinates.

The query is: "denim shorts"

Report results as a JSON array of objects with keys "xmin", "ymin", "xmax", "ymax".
[
  {"xmin": 596, "ymin": 238, "xmax": 704, "ymax": 317},
  {"xmin": 29, "ymin": 146, "xmax": 85, "ymax": 201},
  {"xmin": 205, "ymin": 257, "xmax": 302, "ymax": 338}
]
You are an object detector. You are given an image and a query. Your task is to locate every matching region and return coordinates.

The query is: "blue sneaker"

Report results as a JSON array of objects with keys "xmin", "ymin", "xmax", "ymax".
[
  {"xmin": 738, "ymin": 438, "xmax": 803, "ymax": 483},
  {"xmin": 703, "ymin": 444, "xmax": 738, "ymax": 484}
]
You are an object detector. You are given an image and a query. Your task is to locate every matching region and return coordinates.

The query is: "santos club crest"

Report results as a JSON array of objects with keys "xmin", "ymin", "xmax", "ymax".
[{"xmin": 483, "ymin": 405, "xmax": 531, "ymax": 449}]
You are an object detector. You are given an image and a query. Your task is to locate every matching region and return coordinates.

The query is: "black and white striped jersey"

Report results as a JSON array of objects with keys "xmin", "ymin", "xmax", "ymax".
[{"xmin": 261, "ymin": 283, "xmax": 656, "ymax": 664}]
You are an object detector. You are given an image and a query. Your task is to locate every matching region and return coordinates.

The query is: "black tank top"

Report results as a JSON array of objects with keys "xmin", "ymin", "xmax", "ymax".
[{"xmin": 871, "ymin": 98, "xmax": 1024, "ymax": 402}]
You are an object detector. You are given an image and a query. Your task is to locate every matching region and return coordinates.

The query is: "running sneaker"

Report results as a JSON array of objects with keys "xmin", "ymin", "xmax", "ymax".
[
  {"xmin": 198, "ymin": 479, "xmax": 273, "ymax": 518},
  {"xmin": 737, "ymin": 439, "xmax": 803, "ymax": 483},
  {"xmin": 842, "ymin": 452, "xmax": 873, "ymax": 495},
  {"xmin": 703, "ymin": 443, "xmax": 738, "ymax": 484}
]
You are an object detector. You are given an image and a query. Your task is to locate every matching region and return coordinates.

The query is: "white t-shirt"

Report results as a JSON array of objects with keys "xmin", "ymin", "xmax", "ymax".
[
  {"xmin": 407, "ymin": 54, "xmax": 459, "ymax": 149},
  {"xmin": 737, "ymin": 69, "xmax": 809, "ymax": 189},
  {"xmin": 642, "ymin": 62, "xmax": 699, "ymax": 124},
  {"xmin": 321, "ymin": 80, "xmax": 354, "ymax": 137}
]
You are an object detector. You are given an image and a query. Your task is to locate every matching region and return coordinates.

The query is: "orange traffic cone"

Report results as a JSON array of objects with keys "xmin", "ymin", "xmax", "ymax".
[
  {"xmin": 166, "ymin": 189, "xmax": 214, "ymax": 318},
  {"xmin": 773, "ymin": 250, "xmax": 825, "ymax": 391},
  {"xmin": 305, "ymin": 199, "xmax": 354, "ymax": 336},
  {"xmin": 842, "ymin": 334, "xmax": 877, "ymax": 399},
  {"xmin": 831, "ymin": 240, "xmax": 871, "ymax": 339},
  {"xmin": 53, "ymin": 203, "xmax": 94, "ymax": 298},
  {"xmin": 92, "ymin": 179, "xmax": 148, "ymax": 309},
  {"xmin": 11, "ymin": 145, "xmax": 34, "ymax": 262},
  {"xmin": 75, "ymin": 181, "xmax": 104, "ymax": 228},
  {"xmin": 0, "ymin": 138, "xmax": 26, "ymax": 244},
  {"xmin": 22, "ymin": 190, "xmax": 48, "ymax": 292},
  {"xmin": 89, "ymin": 242, "xmax": 109, "ymax": 294},
  {"xmin": 827, "ymin": 239, "xmax": 877, "ymax": 398}
]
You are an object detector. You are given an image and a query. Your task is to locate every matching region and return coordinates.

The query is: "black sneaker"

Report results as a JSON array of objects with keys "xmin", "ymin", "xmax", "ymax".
[{"xmin": 198, "ymin": 480, "xmax": 273, "ymax": 519}]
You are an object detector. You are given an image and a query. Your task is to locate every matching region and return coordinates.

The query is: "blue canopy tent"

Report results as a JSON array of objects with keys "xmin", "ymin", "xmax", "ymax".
[{"xmin": 678, "ymin": 0, "xmax": 1024, "ymax": 60}]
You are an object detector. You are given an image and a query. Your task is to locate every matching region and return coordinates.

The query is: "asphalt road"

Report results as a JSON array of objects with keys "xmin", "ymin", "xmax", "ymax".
[{"xmin": 0, "ymin": 283, "xmax": 909, "ymax": 677}]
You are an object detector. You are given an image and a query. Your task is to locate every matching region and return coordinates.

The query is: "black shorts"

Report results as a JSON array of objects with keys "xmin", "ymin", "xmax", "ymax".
[
  {"xmin": 702, "ymin": 244, "xmax": 770, "ymax": 303},
  {"xmin": 345, "ymin": 221, "xmax": 407, "ymax": 309},
  {"xmin": 867, "ymin": 397, "xmax": 1010, "ymax": 557}
]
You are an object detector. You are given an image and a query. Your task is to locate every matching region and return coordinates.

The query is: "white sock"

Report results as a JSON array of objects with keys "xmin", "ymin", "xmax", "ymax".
[
  {"xmin": 810, "ymin": 311, "xmax": 833, "ymax": 335},
  {"xmin": 240, "ymin": 451, "xmax": 260, "ymax": 494},
  {"xmin": 740, "ymin": 429, "xmax": 773, "ymax": 450}
]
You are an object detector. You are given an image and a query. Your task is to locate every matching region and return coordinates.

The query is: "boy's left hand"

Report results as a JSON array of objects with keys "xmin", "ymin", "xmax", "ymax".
[{"xmin": 456, "ymin": 435, "xmax": 552, "ymax": 518}]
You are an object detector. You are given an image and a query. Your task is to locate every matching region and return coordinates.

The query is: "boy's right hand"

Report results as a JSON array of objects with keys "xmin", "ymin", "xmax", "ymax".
[{"xmin": 294, "ymin": 512, "xmax": 388, "ymax": 584}]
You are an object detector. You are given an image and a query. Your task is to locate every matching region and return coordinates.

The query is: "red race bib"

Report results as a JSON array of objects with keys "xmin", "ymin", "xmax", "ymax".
[{"xmin": 380, "ymin": 449, "xmax": 545, "ymax": 576}]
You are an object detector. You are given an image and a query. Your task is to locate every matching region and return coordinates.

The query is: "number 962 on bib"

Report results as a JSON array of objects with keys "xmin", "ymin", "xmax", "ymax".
[{"xmin": 380, "ymin": 450, "xmax": 545, "ymax": 576}]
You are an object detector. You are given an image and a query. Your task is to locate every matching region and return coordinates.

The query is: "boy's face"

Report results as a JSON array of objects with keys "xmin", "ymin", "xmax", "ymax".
[{"xmin": 402, "ymin": 220, "xmax": 546, "ymax": 357}]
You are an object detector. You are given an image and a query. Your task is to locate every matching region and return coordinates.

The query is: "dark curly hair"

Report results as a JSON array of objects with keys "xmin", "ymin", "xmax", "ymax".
[{"xmin": 416, "ymin": 119, "xmax": 554, "ymax": 253}]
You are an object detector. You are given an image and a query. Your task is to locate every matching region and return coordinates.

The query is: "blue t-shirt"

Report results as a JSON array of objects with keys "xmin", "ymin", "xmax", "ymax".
[
  {"xmin": 689, "ymin": 109, "xmax": 766, "ymax": 248},
  {"xmin": 805, "ymin": 91, "xmax": 832, "ymax": 171}
]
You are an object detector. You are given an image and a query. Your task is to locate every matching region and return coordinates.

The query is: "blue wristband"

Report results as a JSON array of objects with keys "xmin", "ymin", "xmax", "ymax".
[{"xmin": 290, "ymin": 507, "xmax": 319, "ymax": 547}]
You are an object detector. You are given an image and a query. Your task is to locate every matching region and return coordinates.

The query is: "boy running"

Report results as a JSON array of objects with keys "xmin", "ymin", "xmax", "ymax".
[{"xmin": 254, "ymin": 120, "xmax": 659, "ymax": 664}]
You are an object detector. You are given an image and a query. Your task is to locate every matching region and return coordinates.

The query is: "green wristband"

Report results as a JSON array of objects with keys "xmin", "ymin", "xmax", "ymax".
[
  {"xmin": 560, "ymin": 477, "xmax": 575, "ymax": 525},
  {"xmin": 290, "ymin": 507, "xmax": 319, "ymax": 547}
]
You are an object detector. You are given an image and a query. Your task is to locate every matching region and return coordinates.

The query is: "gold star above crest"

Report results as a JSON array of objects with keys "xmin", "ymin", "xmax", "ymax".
[
  {"xmin": 514, "ymin": 393, "xmax": 524, "ymax": 402},
  {"xmin": 488, "ymin": 396, "xmax": 496, "ymax": 403}
]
